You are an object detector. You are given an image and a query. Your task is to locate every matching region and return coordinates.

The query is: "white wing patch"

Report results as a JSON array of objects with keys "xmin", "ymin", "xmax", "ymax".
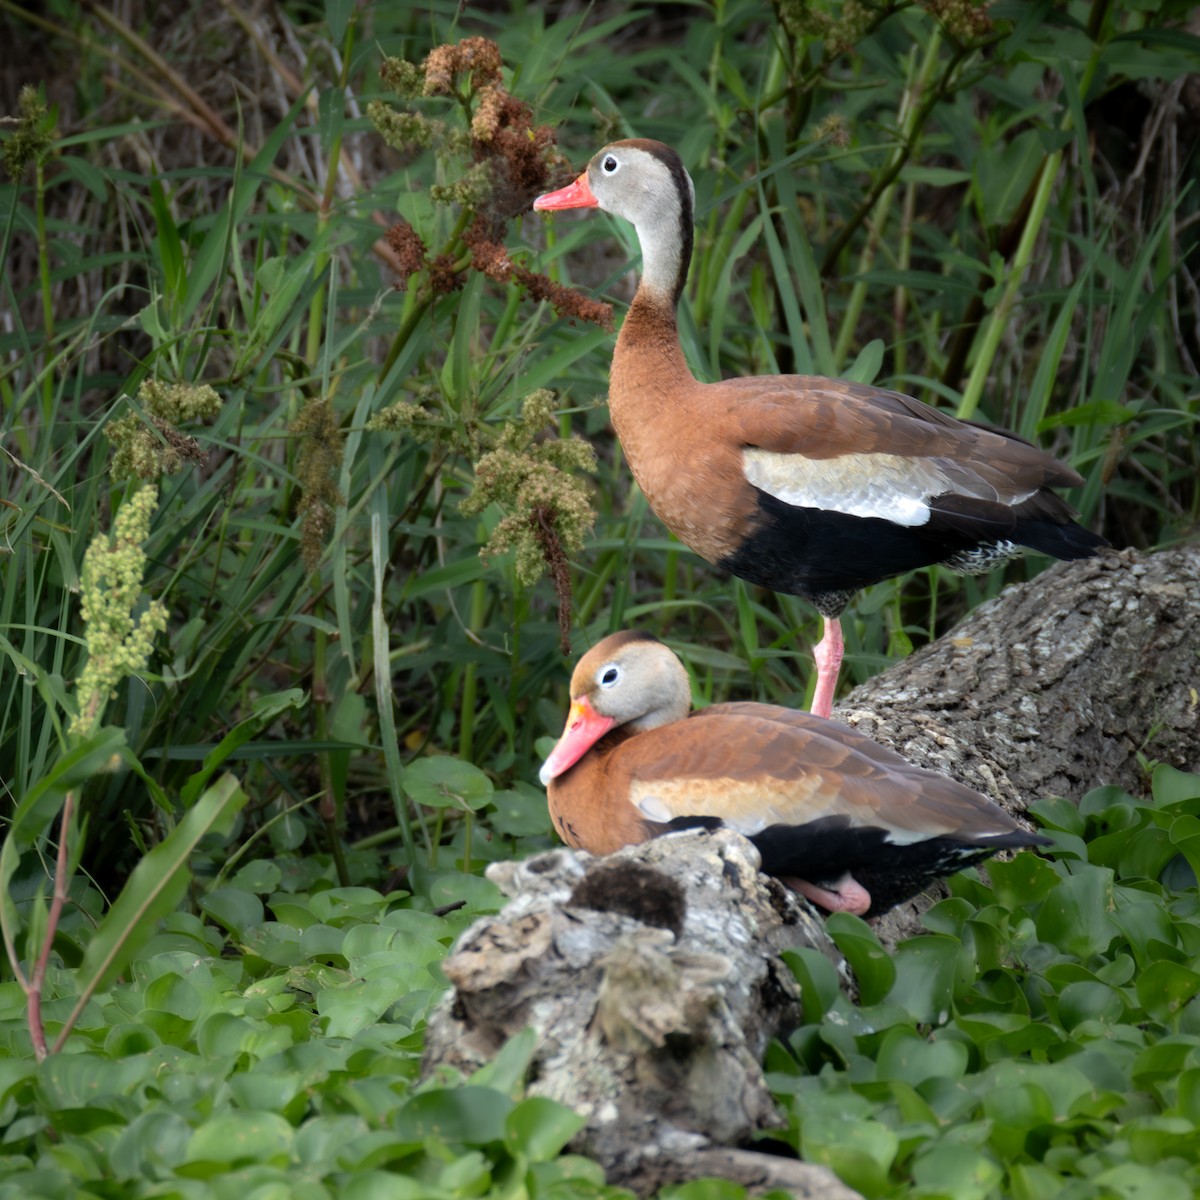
[
  {"xmin": 635, "ymin": 794, "xmax": 674, "ymax": 822},
  {"xmin": 743, "ymin": 448, "xmax": 954, "ymax": 527}
]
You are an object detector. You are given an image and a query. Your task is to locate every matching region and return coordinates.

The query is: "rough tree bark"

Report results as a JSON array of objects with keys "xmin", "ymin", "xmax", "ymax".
[
  {"xmin": 424, "ymin": 546, "xmax": 1199, "ymax": 1196},
  {"xmin": 424, "ymin": 832, "xmax": 859, "ymax": 1198}
]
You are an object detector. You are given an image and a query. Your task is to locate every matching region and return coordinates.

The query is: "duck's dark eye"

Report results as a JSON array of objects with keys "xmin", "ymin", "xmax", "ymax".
[
  {"xmin": 602, "ymin": 155, "xmax": 618, "ymax": 174},
  {"xmin": 599, "ymin": 665, "xmax": 620, "ymax": 688}
]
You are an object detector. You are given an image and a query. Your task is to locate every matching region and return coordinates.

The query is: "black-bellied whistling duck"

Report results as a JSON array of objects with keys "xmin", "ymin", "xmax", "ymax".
[
  {"xmin": 533, "ymin": 140, "xmax": 1108, "ymax": 718},
  {"xmin": 539, "ymin": 631, "xmax": 1046, "ymax": 917}
]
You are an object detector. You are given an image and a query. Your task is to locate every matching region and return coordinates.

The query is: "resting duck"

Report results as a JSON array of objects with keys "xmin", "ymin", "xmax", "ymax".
[
  {"xmin": 533, "ymin": 140, "xmax": 1108, "ymax": 718},
  {"xmin": 539, "ymin": 630, "xmax": 1046, "ymax": 917}
]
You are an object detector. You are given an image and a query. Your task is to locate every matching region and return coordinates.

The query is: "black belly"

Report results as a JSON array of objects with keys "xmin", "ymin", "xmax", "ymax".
[
  {"xmin": 718, "ymin": 487, "xmax": 1105, "ymax": 614},
  {"xmin": 666, "ymin": 813, "xmax": 1044, "ymax": 917}
]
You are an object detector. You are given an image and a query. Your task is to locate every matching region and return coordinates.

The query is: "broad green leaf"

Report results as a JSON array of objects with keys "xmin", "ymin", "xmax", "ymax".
[
  {"xmin": 1154, "ymin": 766, "xmax": 1200, "ymax": 807},
  {"xmin": 74, "ymin": 773, "xmax": 247, "ymax": 999},
  {"xmin": 889, "ymin": 935, "xmax": 963, "ymax": 1025},
  {"xmin": 781, "ymin": 948, "xmax": 841, "ymax": 1024},
  {"xmin": 911, "ymin": 1140, "xmax": 1004, "ymax": 1200},
  {"xmin": 1136, "ymin": 961, "xmax": 1200, "ymax": 1024},
  {"xmin": 488, "ymin": 783, "xmax": 555, "ymax": 838},
  {"xmin": 1035, "ymin": 867, "xmax": 1116, "ymax": 958},
  {"xmin": 658, "ymin": 1182, "xmax": 747, "ymax": 1200},
  {"xmin": 826, "ymin": 913, "xmax": 895, "ymax": 1005},
  {"xmin": 199, "ymin": 887, "xmax": 264, "ymax": 939},
  {"xmin": 875, "ymin": 1028, "xmax": 968, "ymax": 1087},
  {"xmin": 184, "ymin": 1110, "xmax": 294, "ymax": 1165},
  {"xmin": 987, "ymin": 852, "xmax": 1063, "ymax": 909},
  {"xmin": 1056, "ymin": 980, "xmax": 1124, "ymax": 1030},
  {"xmin": 403, "ymin": 757, "xmax": 494, "ymax": 811},
  {"xmin": 392, "ymin": 1086, "xmax": 512, "ymax": 1146},
  {"xmin": 800, "ymin": 1109, "xmax": 898, "ymax": 1196},
  {"xmin": 505, "ymin": 1096, "xmax": 585, "ymax": 1161},
  {"xmin": 469, "ymin": 1027, "xmax": 538, "ymax": 1097}
]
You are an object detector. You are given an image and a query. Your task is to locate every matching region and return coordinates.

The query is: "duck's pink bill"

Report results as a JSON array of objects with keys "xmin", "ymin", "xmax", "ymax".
[
  {"xmin": 533, "ymin": 173, "xmax": 599, "ymax": 211},
  {"xmin": 539, "ymin": 698, "xmax": 616, "ymax": 785}
]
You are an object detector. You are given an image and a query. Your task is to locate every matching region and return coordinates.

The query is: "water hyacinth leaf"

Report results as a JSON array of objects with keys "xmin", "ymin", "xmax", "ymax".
[
  {"xmin": 987, "ymin": 852, "xmax": 1063, "ymax": 909},
  {"xmin": 911, "ymin": 1140, "xmax": 1005, "ymax": 1200},
  {"xmin": 1118, "ymin": 827, "xmax": 1182, "ymax": 882},
  {"xmin": 1135, "ymin": 961, "xmax": 1200, "ymax": 1024},
  {"xmin": 1026, "ymin": 795, "xmax": 1085, "ymax": 836},
  {"xmin": 875, "ymin": 1028, "xmax": 969, "ymax": 1088},
  {"xmin": 505, "ymin": 1096, "xmax": 586, "ymax": 1161},
  {"xmin": 199, "ymin": 887, "xmax": 264, "ymax": 939},
  {"xmin": 800, "ymin": 1109, "xmax": 898, "ymax": 1196},
  {"xmin": 488, "ymin": 783, "xmax": 556, "ymax": 837},
  {"xmin": 1153, "ymin": 765, "xmax": 1200, "ymax": 807},
  {"xmin": 1079, "ymin": 785, "xmax": 1137, "ymax": 818},
  {"xmin": 826, "ymin": 913, "xmax": 895, "ymax": 1006},
  {"xmin": 1090, "ymin": 1161, "xmax": 1193, "ymax": 1200},
  {"xmin": 782, "ymin": 948, "xmax": 842, "ymax": 1024},
  {"xmin": 318, "ymin": 972, "xmax": 429, "ymax": 1039},
  {"xmin": 1110, "ymin": 901, "xmax": 1179, "ymax": 966},
  {"xmin": 889, "ymin": 935, "xmax": 963, "ymax": 1025},
  {"xmin": 392, "ymin": 1086, "xmax": 512, "ymax": 1147},
  {"xmin": 403, "ymin": 757, "xmax": 494, "ymax": 811},
  {"xmin": 108, "ymin": 1109, "xmax": 191, "ymax": 1180},
  {"xmin": 1035, "ymin": 867, "xmax": 1117, "ymax": 958},
  {"xmin": 1056, "ymin": 981, "xmax": 1125, "ymax": 1030},
  {"xmin": 657, "ymin": 1182, "xmax": 746, "ymax": 1200},
  {"xmin": 437, "ymin": 1151, "xmax": 492, "ymax": 1195},
  {"xmin": 470, "ymin": 1027, "xmax": 538, "ymax": 1097},
  {"xmin": 1167, "ymin": 815, "xmax": 1200, "ymax": 881},
  {"xmin": 184, "ymin": 1110, "xmax": 295, "ymax": 1166}
]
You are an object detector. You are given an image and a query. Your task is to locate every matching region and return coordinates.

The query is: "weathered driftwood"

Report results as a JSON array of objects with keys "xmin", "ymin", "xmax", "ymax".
[
  {"xmin": 425, "ymin": 545, "xmax": 1198, "ymax": 1194},
  {"xmin": 423, "ymin": 832, "xmax": 860, "ymax": 1198}
]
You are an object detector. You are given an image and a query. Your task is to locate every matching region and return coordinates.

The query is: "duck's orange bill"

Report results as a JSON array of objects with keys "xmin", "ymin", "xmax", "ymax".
[
  {"xmin": 539, "ymin": 697, "xmax": 616, "ymax": 785},
  {"xmin": 533, "ymin": 173, "xmax": 599, "ymax": 211}
]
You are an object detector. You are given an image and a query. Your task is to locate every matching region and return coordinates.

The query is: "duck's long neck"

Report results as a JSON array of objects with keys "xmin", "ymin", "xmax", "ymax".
[{"xmin": 611, "ymin": 192, "xmax": 696, "ymax": 396}]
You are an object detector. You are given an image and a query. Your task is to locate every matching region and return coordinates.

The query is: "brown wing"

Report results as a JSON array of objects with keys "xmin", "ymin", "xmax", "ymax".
[
  {"xmin": 604, "ymin": 701, "xmax": 1023, "ymax": 843},
  {"xmin": 719, "ymin": 376, "xmax": 1083, "ymax": 513}
]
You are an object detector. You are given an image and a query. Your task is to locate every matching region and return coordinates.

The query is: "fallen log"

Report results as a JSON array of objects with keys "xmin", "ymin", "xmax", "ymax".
[{"xmin": 423, "ymin": 832, "xmax": 858, "ymax": 1197}]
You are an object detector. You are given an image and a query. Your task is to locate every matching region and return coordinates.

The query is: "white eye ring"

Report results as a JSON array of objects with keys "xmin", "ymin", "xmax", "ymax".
[
  {"xmin": 601, "ymin": 154, "xmax": 619, "ymax": 174},
  {"xmin": 598, "ymin": 663, "xmax": 621, "ymax": 688}
]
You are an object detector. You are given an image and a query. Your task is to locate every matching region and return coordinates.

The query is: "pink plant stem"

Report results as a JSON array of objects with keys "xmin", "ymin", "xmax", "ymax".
[{"xmin": 27, "ymin": 790, "xmax": 75, "ymax": 1062}]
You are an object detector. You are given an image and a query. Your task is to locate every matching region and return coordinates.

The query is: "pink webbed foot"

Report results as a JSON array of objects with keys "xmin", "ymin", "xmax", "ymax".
[{"xmin": 783, "ymin": 872, "xmax": 872, "ymax": 917}]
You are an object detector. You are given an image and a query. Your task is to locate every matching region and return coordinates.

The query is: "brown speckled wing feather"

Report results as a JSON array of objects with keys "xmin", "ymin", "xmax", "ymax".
[
  {"xmin": 722, "ymin": 376, "xmax": 1085, "ymax": 500},
  {"xmin": 603, "ymin": 702, "xmax": 1022, "ymax": 843}
]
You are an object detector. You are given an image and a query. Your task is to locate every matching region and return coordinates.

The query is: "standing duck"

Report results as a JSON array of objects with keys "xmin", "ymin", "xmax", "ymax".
[
  {"xmin": 540, "ymin": 631, "xmax": 1046, "ymax": 917},
  {"xmin": 533, "ymin": 140, "xmax": 1108, "ymax": 717}
]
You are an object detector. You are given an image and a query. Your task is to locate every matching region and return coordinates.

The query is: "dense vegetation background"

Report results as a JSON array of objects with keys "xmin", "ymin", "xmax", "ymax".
[{"xmin": 1, "ymin": 0, "xmax": 1198, "ymax": 1196}]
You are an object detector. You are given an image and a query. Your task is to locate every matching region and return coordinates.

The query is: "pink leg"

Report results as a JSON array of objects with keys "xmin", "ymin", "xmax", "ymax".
[
  {"xmin": 784, "ymin": 872, "xmax": 872, "ymax": 916},
  {"xmin": 809, "ymin": 616, "xmax": 844, "ymax": 720}
]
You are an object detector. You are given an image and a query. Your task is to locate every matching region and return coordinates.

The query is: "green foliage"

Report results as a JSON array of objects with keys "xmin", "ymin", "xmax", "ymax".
[
  {"xmin": 0, "ymin": 0, "xmax": 1198, "ymax": 1193},
  {"xmin": 770, "ymin": 768, "xmax": 1200, "ymax": 1198},
  {"xmin": 0, "ymin": 852, "xmax": 612, "ymax": 1199}
]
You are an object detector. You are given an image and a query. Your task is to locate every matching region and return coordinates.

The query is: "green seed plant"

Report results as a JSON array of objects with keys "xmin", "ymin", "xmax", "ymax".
[{"xmin": 0, "ymin": 0, "xmax": 1197, "ymax": 1195}]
